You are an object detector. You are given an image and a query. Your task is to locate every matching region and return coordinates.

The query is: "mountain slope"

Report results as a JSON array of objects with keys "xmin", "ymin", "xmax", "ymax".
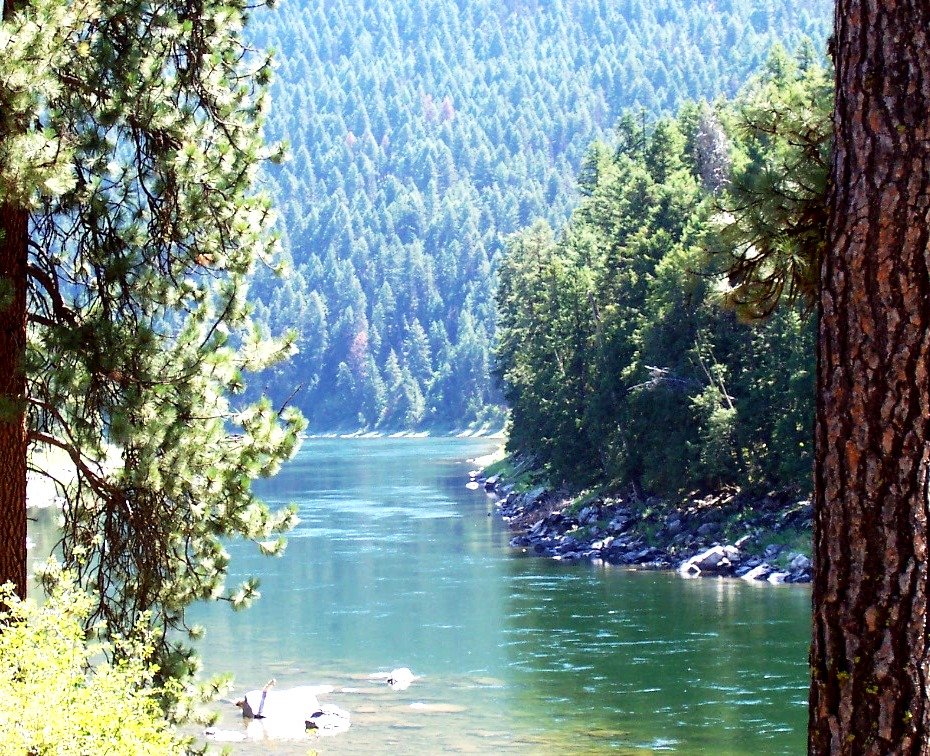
[{"xmin": 248, "ymin": 0, "xmax": 830, "ymax": 430}]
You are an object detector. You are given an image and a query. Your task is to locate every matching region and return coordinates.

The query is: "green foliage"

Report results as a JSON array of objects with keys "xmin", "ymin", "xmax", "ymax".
[
  {"xmin": 244, "ymin": 0, "xmax": 831, "ymax": 430},
  {"xmin": 0, "ymin": 0, "xmax": 89, "ymax": 206},
  {"xmin": 495, "ymin": 45, "xmax": 823, "ymax": 497},
  {"xmin": 482, "ymin": 454, "xmax": 543, "ymax": 493},
  {"xmin": 0, "ymin": 582, "xmax": 183, "ymax": 754},
  {"xmin": 1, "ymin": 0, "xmax": 306, "ymax": 685},
  {"xmin": 714, "ymin": 46, "xmax": 833, "ymax": 318}
]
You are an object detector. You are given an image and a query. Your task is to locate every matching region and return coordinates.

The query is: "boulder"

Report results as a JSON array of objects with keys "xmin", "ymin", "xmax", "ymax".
[
  {"xmin": 386, "ymin": 667, "xmax": 416, "ymax": 691},
  {"xmin": 608, "ymin": 515, "xmax": 632, "ymax": 534},
  {"xmin": 307, "ymin": 704, "xmax": 352, "ymax": 734},
  {"xmin": 788, "ymin": 553, "xmax": 812, "ymax": 572},
  {"xmin": 524, "ymin": 486, "xmax": 548, "ymax": 505},
  {"xmin": 763, "ymin": 544, "xmax": 782, "ymax": 560},
  {"xmin": 237, "ymin": 684, "xmax": 330, "ymax": 721},
  {"xmin": 232, "ymin": 683, "xmax": 346, "ymax": 740},
  {"xmin": 740, "ymin": 563, "xmax": 773, "ymax": 582},
  {"xmin": 578, "ymin": 506, "xmax": 599, "ymax": 525},
  {"xmin": 678, "ymin": 545, "xmax": 741, "ymax": 576},
  {"xmin": 733, "ymin": 556, "xmax": 762, "ymax": 577},
  {"xmin": 631, "ymin": 547, "xmax": 662, "ymax": 563}
]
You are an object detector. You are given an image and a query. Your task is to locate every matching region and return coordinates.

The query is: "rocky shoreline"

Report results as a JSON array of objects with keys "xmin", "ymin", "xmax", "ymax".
[{"xmin": 472, "ymin": 466, "xmax": 812, "ymax": 585}]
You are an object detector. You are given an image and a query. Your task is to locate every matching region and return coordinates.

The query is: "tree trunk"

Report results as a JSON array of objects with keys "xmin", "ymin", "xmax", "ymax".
[
  {"xmin": 0, "ymin": 203, "xmax": 27, "ymax": 600},
  {"xmin": 0, "ymin": 0, "xmax": 28, "ymax": 600},
  {"xmin": 810, "ymin": 2, "xmax": 930, "ymax": 752}
]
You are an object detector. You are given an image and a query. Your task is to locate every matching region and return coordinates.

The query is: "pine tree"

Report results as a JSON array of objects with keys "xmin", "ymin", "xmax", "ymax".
[
  {"xmin": 0, "ymin": 0, "xmax": 305, "ymax": 679},
  {"xmin": 810, "ymin": 2, "xmax": 930, "ymax": 750}
]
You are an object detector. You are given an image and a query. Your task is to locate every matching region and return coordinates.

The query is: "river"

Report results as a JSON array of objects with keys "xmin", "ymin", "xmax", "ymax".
[{"xmin": 31, "ymin": 437, "xmax": 811, "ymax": 754}]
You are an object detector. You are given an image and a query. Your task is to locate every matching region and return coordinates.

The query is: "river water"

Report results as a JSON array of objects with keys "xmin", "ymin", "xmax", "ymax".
[{"xmin": 32, "ymin": 437, "xmax": 812, "ymax": 754}]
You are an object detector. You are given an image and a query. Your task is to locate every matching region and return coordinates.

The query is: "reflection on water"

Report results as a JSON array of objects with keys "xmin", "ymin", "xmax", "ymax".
[{"xmin": 29, "ymin": 438, "xmax": 811, "ymax": 754}]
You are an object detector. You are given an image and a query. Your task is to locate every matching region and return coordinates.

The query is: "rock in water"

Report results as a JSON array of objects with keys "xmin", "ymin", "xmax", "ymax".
[
  {"xmin": 740, "ymin": 563, "xmax": 773, "ymax": 582},
  {"xmin": 234, "ymin": 684, "xmax": 348, "ymax": 739},
  {"xmin": 678, "ymin": 545, "xmax": 741, "ymax": 576},
  {"xmin": 307, "ymin": 704, "xmax": 352, "ymax": 734},
  {"xmin": 237, "ymin": 685, "xmax": 325, "ymax": 720},
  {"xmin": 204, "ymin": 728, "xmax": 246, "ymax": 743},
  {"xmin": 387, "ymin": 667, "xmax": 416, "ymax": 691}
]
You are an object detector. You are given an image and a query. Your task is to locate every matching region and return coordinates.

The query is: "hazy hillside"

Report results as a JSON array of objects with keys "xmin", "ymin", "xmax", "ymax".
[{"xmin": 248, "ymin": 0, "xmax": 830, "ymax": 430}]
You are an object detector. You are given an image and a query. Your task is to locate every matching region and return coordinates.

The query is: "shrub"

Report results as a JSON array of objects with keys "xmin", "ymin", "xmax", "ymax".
[{"xmin": 0, "ymin": 583, "xmax": 183, "ymax": 755}]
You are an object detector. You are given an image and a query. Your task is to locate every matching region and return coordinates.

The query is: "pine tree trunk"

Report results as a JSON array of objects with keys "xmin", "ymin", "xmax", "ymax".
[
  {"xmin": 810, "ymin": 2, "xmax": 930, "ymax": 752},
  {"xmin": 0, "ymin": 203, "xmax": 28, "ymax": 600},
  {"xmin": 0, "ymin": 0, "xmax": 28, "ymax": 600}
]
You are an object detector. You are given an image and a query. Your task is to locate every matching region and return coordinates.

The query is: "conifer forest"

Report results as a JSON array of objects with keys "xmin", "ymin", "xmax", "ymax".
[{"xmin": 248, "ymin": 0, "xmax": 831, "ymax": 435}]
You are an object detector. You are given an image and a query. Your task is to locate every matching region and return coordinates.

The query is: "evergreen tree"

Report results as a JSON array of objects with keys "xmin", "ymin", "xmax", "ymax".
[
  {"xmin": 0, "ymin": 0, "xmax": 305, "ymax": 681},
  {"xmin": 495, "ymin": 45, "xmax": 825, "ymax": 497},
  {"xmin": 244, "ymin": 0, "xmax": 831, "ymax": 430},
  {"xmin": 810, "ymin": 2, "xmax": 930, "ymax": 749}
]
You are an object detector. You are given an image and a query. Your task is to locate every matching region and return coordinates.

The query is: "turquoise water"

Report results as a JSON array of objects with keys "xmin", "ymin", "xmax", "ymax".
[{"xmin": 35, "ymin": 438, "xmax": 812, "ymax": 753}]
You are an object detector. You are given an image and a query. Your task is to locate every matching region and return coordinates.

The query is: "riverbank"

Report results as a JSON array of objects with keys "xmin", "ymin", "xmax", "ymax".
[{"xmin": 472, "ymin": 455, "xmax": 812, "ymax": 584}]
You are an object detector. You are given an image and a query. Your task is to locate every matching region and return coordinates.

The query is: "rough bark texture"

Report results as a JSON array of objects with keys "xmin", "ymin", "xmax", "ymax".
[
  {"xmin": 0, "ymin": 204, "xmax": 28, "ymax": 600},
  {"xmin": 810, "ymin": 1, "xmax": 930, "ymax": 753},
  {"xmin": 0, "ymin": 0, "xmax": 28, "ymax": 600}
]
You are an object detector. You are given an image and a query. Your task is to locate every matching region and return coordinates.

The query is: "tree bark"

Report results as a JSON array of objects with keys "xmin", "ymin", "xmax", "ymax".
[
  {"xmin": 0, "ymin": 203, "xmax": 27, "ymax": 600},
  {"xmin": 0, "ymin": 0, "xmax": 28, "ymax": 599},
  {"xmin": 810, "ymin": 1, "xmax": 930, "ymax": 753}
]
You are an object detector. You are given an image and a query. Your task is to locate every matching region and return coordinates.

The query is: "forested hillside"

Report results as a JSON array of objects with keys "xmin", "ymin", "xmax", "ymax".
[
  {"xmin": 249, "ymin": 0, "xmax": 830, "ymax": 430},
  {"xmin": 495, "ymin": 49, "xmax": 831, "ymax": 496}
]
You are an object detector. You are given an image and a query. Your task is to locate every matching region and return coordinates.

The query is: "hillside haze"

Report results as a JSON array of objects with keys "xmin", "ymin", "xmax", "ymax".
[{"xmin": 248, "ymin": 0, "xmax": 830, "ymax": 430}]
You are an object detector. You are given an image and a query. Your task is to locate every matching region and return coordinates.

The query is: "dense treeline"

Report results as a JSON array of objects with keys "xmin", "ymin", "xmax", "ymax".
[
  {"xmin": 495, "ymin": 49, "xmax": 831, "ymax": 495},
  {"xmin": 247, "ymin": 0, "xmax": 830, "ymax": 429}
]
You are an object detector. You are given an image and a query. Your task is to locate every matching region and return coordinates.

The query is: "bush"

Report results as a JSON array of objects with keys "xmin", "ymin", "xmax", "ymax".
[{"xmin": 0, "ymin": 583, "xmax": 183, "ymax": 755}]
